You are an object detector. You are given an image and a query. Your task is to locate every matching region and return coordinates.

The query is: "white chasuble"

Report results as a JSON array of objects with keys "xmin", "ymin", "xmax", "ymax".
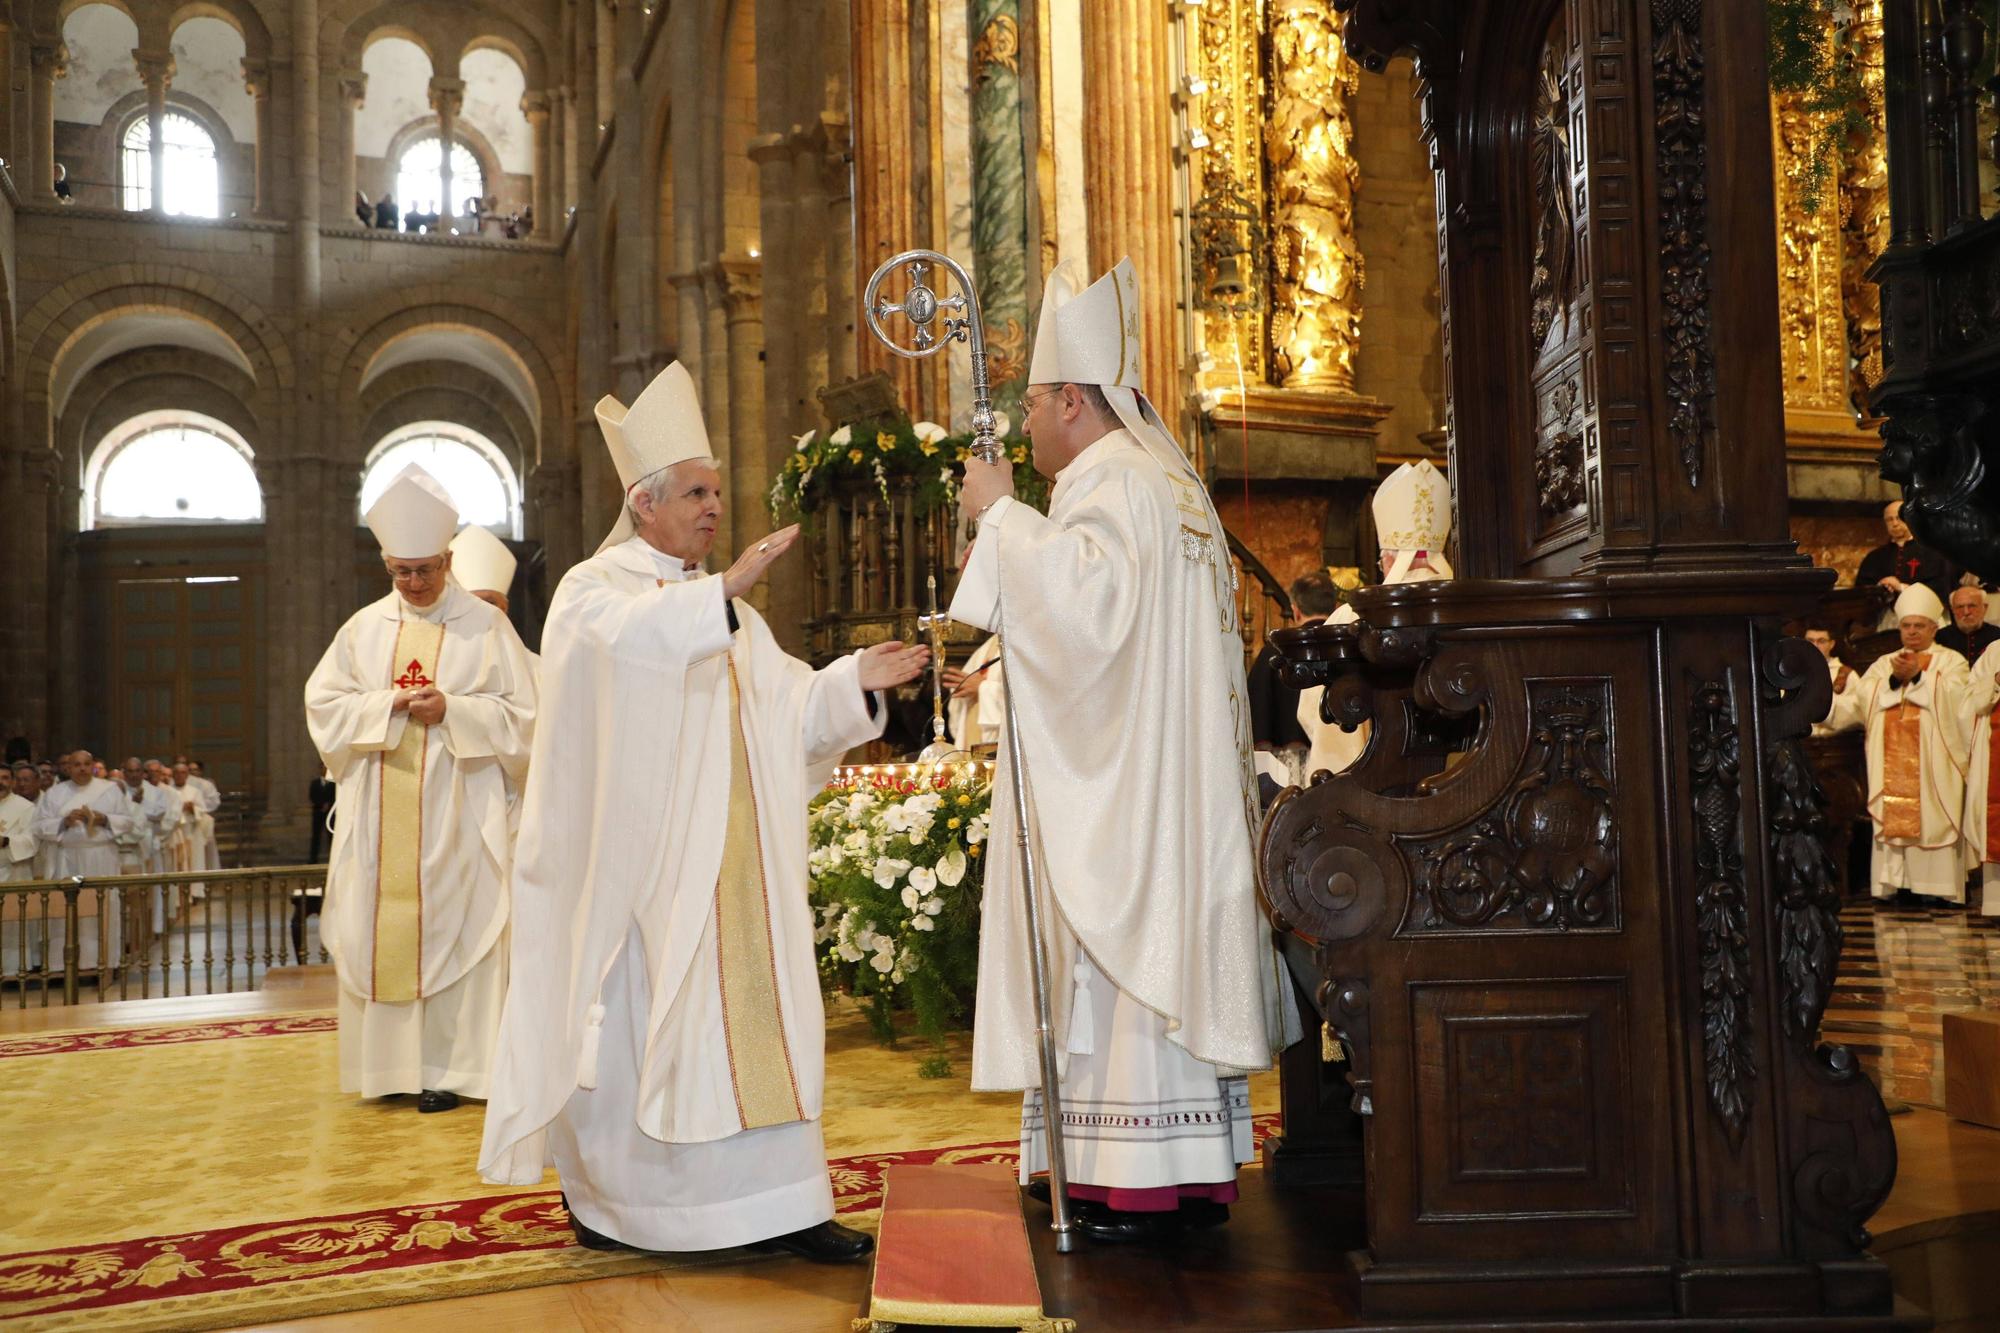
[
  {"xmin": 306, "ymin": 584, "xmax": 537, "ymax": 1098},
  {"xmin": 0, "ymin": 792, "xmax": 38, "ymax": 882},
  {"xmin": 480, "ymin": 538, "xmax": 884, "ymax": 1251},
  {"xmin": 1958, "ymin": 641, "xmax": 2000, "ymax": 914},
  {"xmin": 1830, "ymin": 646, "xmax": 1970, "ymax": 901},
  {"xmin": 949, "ymin": 429, "xmax": 1296, "ymax": 1191}
]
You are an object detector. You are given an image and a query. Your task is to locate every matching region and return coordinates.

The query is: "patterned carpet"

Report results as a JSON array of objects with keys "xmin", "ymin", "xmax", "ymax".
[
  {"xmin": 1822, "ymin": 901, "xmax": 2000, "ymax": 1109},
  {"xmin": 0, "ymin": 1000, "xmax": 1277, "ymax": 1331}
]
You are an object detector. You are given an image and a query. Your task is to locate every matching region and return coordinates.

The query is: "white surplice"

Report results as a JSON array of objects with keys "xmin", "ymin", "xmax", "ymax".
[
  {"xmin": 0, "ymin": 793, "xmax": 37, "ymax": 882},
  {"xmin": 306, "ymin": 582, "xmax": 537, "ymax": 1099},
  {"xmin": 950, "ymin": 429, "xmax": 1295, "ymax": 1193},
  {"xmin": 1812, "ymin": 654, "xmax": 1862, "ymax": 738},
  {"xmin": 34, "ymin": 779, "xmax": 131, "ymax": 878},
  {"xmin": 480, "ymin": 537, "xmax": 885, "ymax": 1251},
  {"xmin": 948, "ymin": 635, "xmax": 1003, "ymax": 748},
  {"xmin": 188, "ymin": 775, "xmax": 222, "ymax": 871},
  {"xmin": 1958, "ymin": 641, "xmax": 2000, "ymax": 915},
  {"xmin": 1829, "ymin": 645, "xmax": 1971, "ymax": 900}
]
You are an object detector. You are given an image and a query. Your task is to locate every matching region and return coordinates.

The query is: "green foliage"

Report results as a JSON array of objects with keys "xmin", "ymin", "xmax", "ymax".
[
  {"xmin": 1767, "ymin": 0, "xmax": 1874, "ymax": 215},
  {"xmin": 807, "ymin": 765, "xmax": 994, "ymax": 1072},
  {"xmin": 769, "ymin": 420, "xmax": 1049, "ymax": 529}
]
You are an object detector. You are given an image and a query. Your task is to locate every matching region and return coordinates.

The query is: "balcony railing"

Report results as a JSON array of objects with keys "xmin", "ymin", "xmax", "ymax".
[{"xmin": 0, "ymin": 865, "xmax": 329, "ymax": 1007}]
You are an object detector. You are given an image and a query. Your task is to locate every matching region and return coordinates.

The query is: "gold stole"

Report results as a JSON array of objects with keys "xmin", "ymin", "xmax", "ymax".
[
  {"xmin": 1880, "ymin": 654, "xmax": 1931, "ymax": 844},
  {"xmin": 713, "ymin": 661, "xmax": 805, "ymax": 1130},
  {"xmin": 374, "ymin": 617, "xmax": 446, "ymax": 1002}
]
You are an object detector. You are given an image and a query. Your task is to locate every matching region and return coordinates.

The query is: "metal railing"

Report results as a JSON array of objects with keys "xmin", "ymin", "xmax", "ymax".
[{"xmin": 0, "ymin": 865, "xmax": 329, "ymax": 1007}]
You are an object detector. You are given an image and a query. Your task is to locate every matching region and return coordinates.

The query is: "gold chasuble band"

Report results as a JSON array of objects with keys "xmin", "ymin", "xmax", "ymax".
[
  {"xmin": 714, "ymin": 663, "xmax": 805, "ymax": 1130},
  {"xmin": 374, "ymin": 618, "xmax": 446, "ymax": 1002},
  {"xmin": 1881, "ymin": 700, "xmax": 1925, "ymax": 843}
]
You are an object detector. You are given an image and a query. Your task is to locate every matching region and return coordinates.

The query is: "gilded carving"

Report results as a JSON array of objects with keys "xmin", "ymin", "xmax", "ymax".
[
  {"xmin": 1266, "ymin": 0, "xmax": 1365, "ymax": 390},
  {"xmin": 1773, "ymin": 97, "xmax": 1852, "ymax": 413},
  {"xmin": 1840, "ymin": 0, "xmax": 1889, "ymax": 418}
]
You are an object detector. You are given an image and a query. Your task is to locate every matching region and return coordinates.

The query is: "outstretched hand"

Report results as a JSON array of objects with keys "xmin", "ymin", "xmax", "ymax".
[
  {"xmin": 857, "ymin": 641, "xmax": 931, "ymax": 692},
  {"xmin": 722, "ymin": 525, "xmax": 801, "ymax": 600}
]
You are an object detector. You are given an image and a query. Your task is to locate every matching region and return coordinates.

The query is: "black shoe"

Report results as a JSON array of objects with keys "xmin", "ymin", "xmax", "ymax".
[
  {"xmin": 760, "ymin": 1219, "xmax": 874, "ymax": 1263},
  {"xmin": 416, "ymin": 1089, "xmax": 460, "ymax": 1113},
  {"xmin": 562, "ymin": 1193, "xmax": 633, "ymax": 1252},
  {"xmin": 1026, "ymin": 1177, "xmax": 1051, "ymax": 1203},
  {"xmin": 1075, "ymin": 1208, "xmax": 1184, "ymax": 1244},
  {"xmin": 1179, "ymin": 1199, "xmax": 1230, "ymax": 1230}
]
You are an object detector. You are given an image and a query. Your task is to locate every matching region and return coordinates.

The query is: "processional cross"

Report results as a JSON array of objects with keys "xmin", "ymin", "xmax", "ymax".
[
  {"xmin": 915, "ymin": 573, "xmax": 957, "ymax": 763},
  {"xmin": 865, "ymin": 250, "xmax": 1079, "ymax": 1250}
]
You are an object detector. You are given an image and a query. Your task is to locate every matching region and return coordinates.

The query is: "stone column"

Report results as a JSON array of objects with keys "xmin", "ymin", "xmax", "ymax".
[
  {"xmin": 848, "ymin": 0, "xmax": 923, "ymax": 413},
  {"xmin": 698, "ymin": 262, "xmax": 735, "ymax": 551},
  {"xmin": 821, "ymin": 111, "xmax": 857, "ymax": 385},
  {"xmin": 243, "ymin": 58, "xmax": 276, "ymax": 217},
  {"xmin": 29, "ymin": 42, "xmax": 67, "ymax": 202},
  {"xmin": 1080, "ymin": 0, "xmax": 1181, "ymax": 411},
  {"xmin": 720, "ymin": 255, "xmax": 769, "ymax": 591},
  {"xmin": 133, "ymin": 48, "xmax": 176, "ymax": 213},
  {"xmin": 560, "ymin": 85, "xmax": 580, "ymax": 222},
  {"xmin": 335, "ymin": 69, "xmax": 365, "ymax": 225},
  {"xmin": 429, "ymin": 77, "xmax": 465, "ymax": 228},
  {"xmin": 595, "ymin": 0, "xmax": 615, "ymax": 135},
  {"xmin": 522, "ymin": 90, "xmax": 553, "ymax": 235}
]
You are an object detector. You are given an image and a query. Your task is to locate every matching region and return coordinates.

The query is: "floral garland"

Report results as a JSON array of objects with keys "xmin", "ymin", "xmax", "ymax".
[
  {"xmin": 769, "ymin": 418, "xmax": 1050, "ymax": 526},
  {"xmin": 807, "ymin": 762, "xmax": 994, "ymax": 1075}
]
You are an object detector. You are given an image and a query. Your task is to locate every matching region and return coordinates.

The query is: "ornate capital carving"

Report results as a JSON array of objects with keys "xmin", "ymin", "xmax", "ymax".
[
  {"xmin": 428, "ymin": 78, "xmax": 466, "ymax": 119},
  {"xmin": 718, "ymin": 256, "xmax": 763, "ymax": 317},
  {"xmin": 243, "ymin": 57, "xmax": 275, "ymax": 100},
  {"xmin": 31, "ymin": 42, "xmax": 71, "ymax": 80},
  {"xmin": 132, "ymin": 48, "xmax": 176, "ymax": 93},
  {"xmin": 520, "ymin": 90, "xmax": 552, "ymax": 122},
  {"xmin": 334, "ymin": 68, "xmax": 365, "ymax": 105}
]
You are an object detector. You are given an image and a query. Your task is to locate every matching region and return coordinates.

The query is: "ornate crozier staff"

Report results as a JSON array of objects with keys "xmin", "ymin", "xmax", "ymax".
[{"xmin": 863, "ymin": 251, "xmax": 1078, "ymax": 1251}]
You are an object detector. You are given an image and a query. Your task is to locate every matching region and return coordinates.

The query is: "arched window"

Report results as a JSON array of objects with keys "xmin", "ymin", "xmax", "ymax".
[
  {"xmin": 122, "ymin": 112, "xmax": 221, "ymax": 217},
  {"xmin": 86, "ymin": 412, "xmax": 261, "ymax": 528},
  {"xmin": 360, "ymin": 425, "xmax": 519, "ymax": 537},
  {"xmin": 393, "ymin": 137, "xmax": 485, "ymax": 231}
]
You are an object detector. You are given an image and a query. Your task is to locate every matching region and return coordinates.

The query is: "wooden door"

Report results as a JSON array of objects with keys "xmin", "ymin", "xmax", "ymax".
[{"xmin": 106, "ymin": 572, "xmax": 260, "ymax": 790}]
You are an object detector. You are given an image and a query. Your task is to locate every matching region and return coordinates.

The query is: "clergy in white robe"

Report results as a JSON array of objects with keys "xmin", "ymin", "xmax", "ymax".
[
  {"xmin": 952, "ymin": 259, "xmax": 1296, "ymax": 1242},
  {"xmin": 1829, "ymin": 585, "xmax": 1971, "ymax": 902},
  {"xmin": 480, "ymin": 360, "xmax": 926, "ymax": 1263},
  {"xmin": 185, "ymin": 763, "xmax": 222, "ymax": 872},
  {"xmin": 945, "ymin": 634, "xmax": 1003, "ymax": 749},
  {"xmin": 0, "ymin": 768, "xmax": 37, "ymax": 883},
  {"xmin": 306, "ymin": 464, "xmax": 538, "ymax": 1112},
  {"xmin": 35, "ymin": 752, "xmax": 132, "ymax": 879},
  {"xmin": 113, "ymin": 759, "xmax": 168, "ymax": 877},
  {"xmin": 1805, "ymin": 626, "xmax": 1862, "ymax": 738},
  {"xmin": 1958, "ymin": 639, "xmax": 2000, "ymax": 915}
]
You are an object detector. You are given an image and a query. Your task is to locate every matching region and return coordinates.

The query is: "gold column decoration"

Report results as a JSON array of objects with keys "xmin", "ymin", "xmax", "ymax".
[
  {"xmin": 1081, "ymin": 0, "xmax": 1182, "ymax": 413},
  {"xmin": 1772, "ymin": 86, "xmax": 1875, "ymax": 456},
  {"xmin": 1840, "ymin": 0, "xmax": 1889, "ymax": 420},
  {"xmin": 1189, "ymin": 0, "xmax": 1266, "ymax": 380},
  {"xmin": 1264, "ymin": 0, "xmax": 1363, "ymax": 392},
  {"xmin": 850, "ymin": 0, "xmax": 925, "ymax": 417}
]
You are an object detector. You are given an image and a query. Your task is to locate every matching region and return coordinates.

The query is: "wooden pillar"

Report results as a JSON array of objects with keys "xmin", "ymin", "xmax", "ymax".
[{"xmin": 1079, "ymin": 0, "xmax": 1181, "ymax": 411}]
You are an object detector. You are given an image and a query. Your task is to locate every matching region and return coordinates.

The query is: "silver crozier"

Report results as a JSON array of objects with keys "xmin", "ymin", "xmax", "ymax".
[{"xmin": 863, "ymin": 251, "xmax": 1078, "ymax": 1251}]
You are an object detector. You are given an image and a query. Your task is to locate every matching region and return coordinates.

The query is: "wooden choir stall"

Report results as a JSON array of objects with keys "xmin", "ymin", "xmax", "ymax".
[{"xmin": 1256, "ymin": 1, "xmax": 1907, "ymax": 1326}]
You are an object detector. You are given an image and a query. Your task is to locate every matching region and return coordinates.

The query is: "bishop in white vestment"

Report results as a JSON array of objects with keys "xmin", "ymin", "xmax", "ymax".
[
  {"xmin": 952, "ymin": 259, "xmax": 1296, "ymax": 1242},
  {"xmin": 1959, "ymin": 639, "xmax": 2000, "ymax": 915},
  {"xmin": 480, "ymin": 362, "xmax": 926, "ymax": 1262},
  {"xmin": 306, "ymin": 465, "xmax": 538, "ymax": 1112},
  {"xmin": 1829, "ymin": 585, "xmax": 1971, "ymax": 902}
]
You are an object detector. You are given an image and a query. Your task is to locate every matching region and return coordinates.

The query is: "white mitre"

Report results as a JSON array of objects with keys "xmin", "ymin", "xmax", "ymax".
[
  {"xmin": 365, "ymin": 464, "xmax": 459, "ymax": 559},
  {"xmin": 1026, "ymin": 257, "xmax": 1208, "ymax": 496},
  {"xmin": 1894, "ymin": 582, "xmax": 1945, "ymax": 625},
  {"xmin": 593, "ymin": 360, "xmax": 717, "ymax": 552},
  {"xmin": 1373, "ymin": 460, "xmax": 1453, "ymax": 583},
  {"xmin": 450, "ymin": 523, "xmax": 517, "ymax": 596}
]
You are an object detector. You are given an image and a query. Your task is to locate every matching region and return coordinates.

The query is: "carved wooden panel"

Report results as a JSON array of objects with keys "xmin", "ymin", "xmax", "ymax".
[
  {"xmin": 1528, "ymin": 8, "xmax": 1590, "ymax": 548},
  {"xmin": 1412, "ymin": 978, "xmax": 1635, "ymax": 1221},
  {"xmin": 1398, "ymin": 677, "xmax": 1619, "ymax": 933}
]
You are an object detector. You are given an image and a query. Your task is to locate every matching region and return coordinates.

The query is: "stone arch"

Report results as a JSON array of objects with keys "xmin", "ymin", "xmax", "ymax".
[
  {"xmin": 381, "ymin": 114, "xmax": 505, "ymax": 204},
  {"xmin": 61, "ymin": 347, "xmax": 263, "ymax": 485},
  {"xmin": 102, "ymin": 87, "xmax": 247, "ymax": 211},
  {"xmin": 165, "ymin": 0, "xmax": 272, "ymax": 59},
  {"xmin": 359, "ymin": 359, "xmax": 537, "ymax": 479},
  {"xmin": 328, "ymin": 294, "xmax": 564, "ymax": 469},
  {"xmin": 457, "ymin": 23, "xmax": 548, "ymax": 91},
  {"xmin": 16, "ymin": 265, "xmax": 293, "ymax": 440},
  {"xmin": 351, "ymin": 17, "xmax": 440, "ymax": 69}
]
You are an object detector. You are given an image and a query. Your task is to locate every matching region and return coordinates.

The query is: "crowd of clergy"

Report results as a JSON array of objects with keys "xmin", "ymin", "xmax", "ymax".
[
  {"xmin": 298, "ymin": 252, "xmax": 1321, "ymax": 1269},
  {"xmin": 0, "ymin": 750, "xmax": 223, "ymax": 884}
]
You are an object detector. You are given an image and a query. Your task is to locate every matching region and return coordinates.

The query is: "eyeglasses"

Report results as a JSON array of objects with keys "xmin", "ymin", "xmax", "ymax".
[
  {"xmin": 1021, "ymin": 387, "xmax": 1062, "ymax": 416},
  {"xmin": 385, "ymin": 560, "xmax": 445, "ymax": 583}
]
